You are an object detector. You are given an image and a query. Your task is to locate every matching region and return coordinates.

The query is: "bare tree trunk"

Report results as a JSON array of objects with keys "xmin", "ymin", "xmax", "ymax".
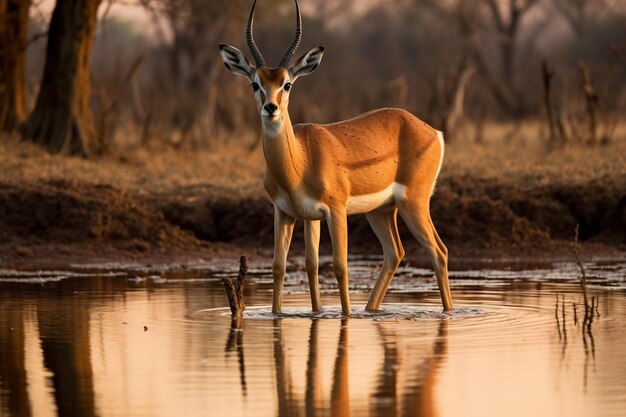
[
  {"xmin": 542, "ymin": 61, "xmax": 557, "ymax": 145},
  {"xmin": 478, "ymin": 0, "xmax": 539, "ymax": 117},
  {"xmin": 22, "ymin": 0, "xmax": 102, "ymax": 156},
  {"xmin": 578, "ymin": 61, "xmax": 598, "ymax": 144},
  {"xmin": 443, "ymin": 66, "xmax": 475, "ymax": 140},
  {"xmin": 0, "ymin": 0, "xmax": 29, "ymax": 132}
]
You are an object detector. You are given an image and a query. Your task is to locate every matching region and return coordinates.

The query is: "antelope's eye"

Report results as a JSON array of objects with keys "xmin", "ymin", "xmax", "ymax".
[
  {"xmin": 251, "ymin": 82, "xmax": 260, "ymax": 92},
  {"xmin": 284, "ymin": 82, "xmax": 292, "ymax": 92}
]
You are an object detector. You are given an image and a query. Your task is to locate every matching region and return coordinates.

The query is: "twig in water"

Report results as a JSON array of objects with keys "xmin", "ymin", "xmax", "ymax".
[
  {"xmin": 222, "ymin": 255, "xmax": 248, "ymax": 329},
  {"xmin": 573, "ymin": 224, "xmax": 590, "ymax": 309}
]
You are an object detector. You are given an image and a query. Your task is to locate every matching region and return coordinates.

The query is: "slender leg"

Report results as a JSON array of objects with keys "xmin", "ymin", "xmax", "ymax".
[
  {"xmin": 304, "ymin": 220, "xmax": 322, "ymax": 311},
  {"xmin": 397, "ymin": 202, "xmax": 453, "ymax": 311},
  {"xmin": 429, "ymin": 216, "xmax": 452, "ymax": 309},
  {"xmin": 272, "ymin": 208, "xmax": 295, "ymax": 314},
  {"xmin": 327, "ymin": 208, "xmax": 351, "ymax": 316},
  {"xmin": 365, "ymin": 209, "xmax": 405, "ymax": 312}
]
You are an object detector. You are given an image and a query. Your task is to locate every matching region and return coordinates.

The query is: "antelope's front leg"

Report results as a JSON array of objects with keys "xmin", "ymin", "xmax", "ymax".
[
  {"xmin": 272, "ymin": 207, "xmax": 295, "ymax": 314},
  {"xmin": 305, "ymin": 220, "xmax": 321, "ymax": 311},
  {"xmin": 327, "ymin": 208, "xmax": 351, "ymax": 316}
]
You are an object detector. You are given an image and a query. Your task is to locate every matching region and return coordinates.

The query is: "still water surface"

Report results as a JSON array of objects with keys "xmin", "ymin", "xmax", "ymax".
[{"xmin": 0, "ymin": 257, "xmax": 625, "ymax": 417}]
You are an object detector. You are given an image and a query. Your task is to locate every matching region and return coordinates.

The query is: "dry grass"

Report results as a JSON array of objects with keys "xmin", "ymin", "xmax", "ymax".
[
  {"xmin": 0, "ymin": 133, "xmax": 267, "ymax": 199},
  {"xmin": 2, "ymin": 122, "xmax": 624, "ymax": 197},
  {"xmin": 443, "ymin": 121, "xmax": 626, "ymax": 185}
]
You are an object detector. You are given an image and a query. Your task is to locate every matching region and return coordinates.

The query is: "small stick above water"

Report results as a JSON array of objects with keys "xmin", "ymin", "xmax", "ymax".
[
  {"xmin": 222, "ymin": 255, "xmax": 248, "ymax": 328},
  {"xmin": 573, "ymin": 224, "xmax": 590, "ymax": 312}
]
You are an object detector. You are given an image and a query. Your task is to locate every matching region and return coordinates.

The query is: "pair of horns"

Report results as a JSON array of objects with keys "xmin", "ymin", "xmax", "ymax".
[{"xmin": 247, "ymin": 0, "xmax": 302, "ymax": 69}]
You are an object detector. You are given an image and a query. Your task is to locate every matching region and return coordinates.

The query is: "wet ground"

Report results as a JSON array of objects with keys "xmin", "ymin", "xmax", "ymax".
[{"xmin": 0, "ymin": 257, "xmax": 625, "ymax": 417}]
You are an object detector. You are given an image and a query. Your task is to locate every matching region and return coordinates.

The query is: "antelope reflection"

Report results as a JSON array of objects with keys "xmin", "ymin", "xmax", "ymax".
[
  {"xmin": 372, "ymin": 321, "xmax": 448, "ymax": 417},
  {"xmin": 270, "ymin": 318, "xmax": 352, "ymax": 417},
  {"xmin": 242, "ymin": 319, "xmax": 448, "ymax": 417}
]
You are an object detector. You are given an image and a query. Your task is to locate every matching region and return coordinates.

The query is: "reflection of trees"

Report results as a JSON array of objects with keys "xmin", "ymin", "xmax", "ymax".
[
  {"xmin": 37, "ymin": 292, "xmax": 97, "ymax": 417},
  {"xmin": 0, "ymin": 300, "xmax": 31, "ymax": 417}
]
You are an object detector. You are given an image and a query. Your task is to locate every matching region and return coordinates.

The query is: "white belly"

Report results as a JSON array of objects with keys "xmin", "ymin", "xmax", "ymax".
[
  {"xmin": 273, "ymin": 182, "xmax": 407, "ymax": 218},
  {"xmin": 347, "ymin": 182, "xmax": 408, "ymax": 215}
]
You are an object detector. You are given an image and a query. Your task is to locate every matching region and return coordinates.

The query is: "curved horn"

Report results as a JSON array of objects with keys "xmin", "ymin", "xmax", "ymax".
[
  {"xmin": 278, "ymin": 0, "xmax": 302, "ymax": 68},
  {"xmin": 246, "ymin": 0, "xmax": 266, "ymax": 68}
]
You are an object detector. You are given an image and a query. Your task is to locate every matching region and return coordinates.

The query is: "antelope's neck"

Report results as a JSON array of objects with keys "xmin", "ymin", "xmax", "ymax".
[{"xmin": 262, "ymin": 113, "xmax": 305, "ymax": 191}]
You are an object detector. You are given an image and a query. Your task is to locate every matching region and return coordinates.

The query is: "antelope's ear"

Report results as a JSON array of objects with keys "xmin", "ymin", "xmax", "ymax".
[
  {"xmin": 219, "ymin": 44, "xmax": 255, "ymax": 80},
  {"xmin": 289, "ymin": 46, "xmax": 324, "ymax": 81}
]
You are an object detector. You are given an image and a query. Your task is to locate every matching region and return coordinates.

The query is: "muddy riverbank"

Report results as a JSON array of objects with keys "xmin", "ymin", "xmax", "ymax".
[
  {"xmin": 0, "ymin": 177, "xmax": 623, "ymax": 269},
  {"xmin": 1, "ymin": 135, "xmax": 624, "ymax": 267}
]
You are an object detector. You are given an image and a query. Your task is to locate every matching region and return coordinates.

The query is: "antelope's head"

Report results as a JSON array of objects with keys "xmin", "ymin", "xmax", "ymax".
[{"xmin": 219, "ymin": 0, "xmax": 324, "ymax": 124}]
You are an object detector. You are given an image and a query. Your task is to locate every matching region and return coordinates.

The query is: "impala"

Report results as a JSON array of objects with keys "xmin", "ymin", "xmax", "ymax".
[{"xmin": 219, "ymin": 0, "xmax": 453, "ymax": 315}]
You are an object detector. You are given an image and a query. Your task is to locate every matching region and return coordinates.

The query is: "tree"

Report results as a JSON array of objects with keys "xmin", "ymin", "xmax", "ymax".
[
  {"xmin": 551, "ymin": 0, "xmax": 599, "ymax": 36},
  {"xmin": 423, "ymin": 0, "xmax": 541, "ymax": 117},
  {"xmin": 0, "ymin": 0, "xmax": 29, "ymax": 132},
  {"xmin": 22, "ymin": 0, "xmax": 102, "ymax": 156}
]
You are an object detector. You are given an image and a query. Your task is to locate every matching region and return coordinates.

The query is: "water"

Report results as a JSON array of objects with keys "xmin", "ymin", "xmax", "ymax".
[{"xmin": 0, "ymin": 257, "xmax": 625, "ymax": 417}]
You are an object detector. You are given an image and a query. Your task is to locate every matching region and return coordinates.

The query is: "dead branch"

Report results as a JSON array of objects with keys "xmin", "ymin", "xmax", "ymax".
[
  {"xmin": 542, "ymin": 61, "xmax": 558, "ymax": 145},
  {"xmin": 98, "ymin": 54, "xmax": 144, "ymax": 143},
  {"xmin": 573, "ymin": 224, "xmax": 589, "ymax": 309},
  {"xmin": 573, "ymin": 223, "xmax": 598, "ymax": 333},
  {"xmin": 444, "ymin": 66, "xmax": 475, "ymax": 139},
  {"xmin": 222, "ymin": 255, "xmax": 248, "ymax": 328}
]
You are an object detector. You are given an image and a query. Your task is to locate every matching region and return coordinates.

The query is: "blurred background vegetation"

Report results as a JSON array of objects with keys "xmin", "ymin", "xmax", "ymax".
[{"xmin": 1, "ymin": 0, "xmax": 625, "ymax": 156}]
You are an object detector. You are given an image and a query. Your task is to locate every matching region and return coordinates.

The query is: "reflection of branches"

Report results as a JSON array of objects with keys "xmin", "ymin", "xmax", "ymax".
[
  {"xmin": 581, "ymin": 318, "xmax": 596, "ymax": 392},
  {"xmin": 224, "ymin": 328, "xmax": 247, "ymax": 397},
  {"xmin": 555, "ymin": 298, "xmax": 572, "ymax": 380},
  {"xmin": 555, "ymin": 295, "xmax": 562, "ymax": 340},
  {"xmin": 554, "ymin": 292, "xmax": 599, "ymax": 392}
]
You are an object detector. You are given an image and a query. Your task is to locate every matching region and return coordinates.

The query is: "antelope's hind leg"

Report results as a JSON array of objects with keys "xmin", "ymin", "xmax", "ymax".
[
  {"xmin": 304, "ymin": 220, "xmax": 322, "ymax": 311},
  {"xmin": 365, "ymin": 209, "xmax": 405, "ymax": 312},
  {"xmin": 397, "ymin": 202, "xmax": 453, "ymax": 312}
]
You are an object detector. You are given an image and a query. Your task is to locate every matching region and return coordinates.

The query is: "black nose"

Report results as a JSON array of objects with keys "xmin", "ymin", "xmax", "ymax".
[{"xmin": 264, "ymin": 103, "xmax": 278, "ymax": 115}]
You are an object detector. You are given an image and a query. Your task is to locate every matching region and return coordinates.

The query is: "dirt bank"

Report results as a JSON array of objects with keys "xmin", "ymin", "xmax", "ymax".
[
  {"xmin": 0, "ymin": 174, "xmax": 623, "ymax": 268},
  {"xmin": 1, "ymin": 133, "xmax": 624, "ymax": 266},
  {"xmin": 159, "ymin": 174, "xmax": 625, "ymax": 252}
]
